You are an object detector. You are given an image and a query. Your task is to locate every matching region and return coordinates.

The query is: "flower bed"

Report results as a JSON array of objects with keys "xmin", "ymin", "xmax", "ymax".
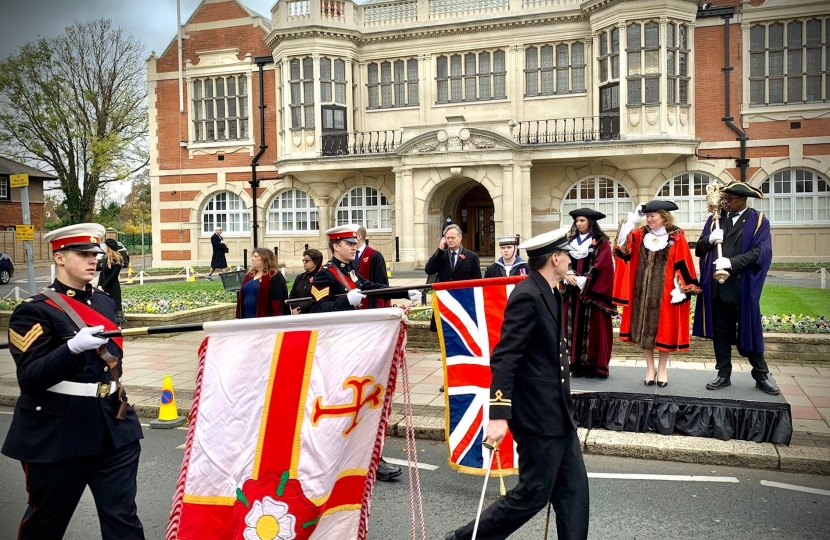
[{"xmin": 0, "ymin": 288, "xmax": 237, "ymax": 315}]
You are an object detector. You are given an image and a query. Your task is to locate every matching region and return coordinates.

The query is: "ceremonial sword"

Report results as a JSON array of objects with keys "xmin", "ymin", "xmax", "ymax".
[{"xmin": 285, "ymin": 284, "xmax": 433, "ymax": 305}]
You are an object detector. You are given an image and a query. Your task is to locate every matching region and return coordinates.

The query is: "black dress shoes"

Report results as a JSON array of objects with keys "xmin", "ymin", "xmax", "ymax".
[
  {"xmin": 444, "ymin": 532, "xmax": 458, "ymax": 540},
  {"xmin": 756, "ymin": 377, "xmax": 781, "ymax": 395},
  {"xmin": 376, "ymin": 458, "xmax": 403, "ymax": 482},
  {"xmin": 706, "ymin": 376, "xmax": 731, "ymax": 390}
]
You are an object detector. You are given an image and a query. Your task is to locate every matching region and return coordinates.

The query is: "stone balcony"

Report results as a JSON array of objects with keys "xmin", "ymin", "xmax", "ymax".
[{"xmin": 267, "ymin": 0, "xmax": 585, "ymax": 38}]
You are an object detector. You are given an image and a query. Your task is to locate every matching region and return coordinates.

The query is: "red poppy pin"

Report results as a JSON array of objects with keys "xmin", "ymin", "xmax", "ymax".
[
  {"xmin": 363, "ymin": 256, "xmax": 369, "ymax": 263},
  {"xmin": 591, "ymin": 239, "xmax": 597, "ymax": 246},
  {"xmin": 459, "ymin": 254, "xmax": 466, "ymax": 260}
]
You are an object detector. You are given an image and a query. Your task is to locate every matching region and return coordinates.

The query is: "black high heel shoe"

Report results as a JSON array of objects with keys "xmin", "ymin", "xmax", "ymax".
[
  {"xmin": 656, "ymin": 378, "xmax": 668, "ymax": 388},
  {"xmin": 644, "ymin": 378, "xmax": 655, "ymax": 386}
]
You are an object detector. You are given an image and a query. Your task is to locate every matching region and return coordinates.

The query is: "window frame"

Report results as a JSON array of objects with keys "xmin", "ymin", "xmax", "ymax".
[
  {"xmin": 749, "ymin": 18, "xmax": 829, "ymax": 106},
  {"xmin": 191, "ymin": 74, "xmax": 250, "ymax": 144},
  {"xmin": 367, "ymin": 57, "xmax": 419, "ymax": 110},
  {"xmin": 525, "ymin": 42, "xmax": 586, "ymax": 97},
  {"xmin": 655, "ymin": 172, "xmax": 713, "ymax": 226},
  {"xmin": 626, "ymin": 21, "xmax": 662, "ymax": 106},
  {"xmin": 335, "ymin": 186, "xmax": 392, "ymax": 232},
  {"xmin": 560, "ymin": 176, "xmax": 635, "ymax": 226},
  {"xmin": 201, "ymin": 191, "xmax": 251, "ymax": 236},
  {"xmin": 266, "ymin": 189, "xmax": 320, "ymax": 234},
  {"xmin": 597, "ymin": 27, "xmax": 621, "ymax": 85},
  {"xmin": 754, "ymin": 168, "xmax": 830, "ymax": 224},
  {"xmin": 0, "ymin": 176, "xmax": 9, "ymax": 201},
  {"xmin": 436, "ymin": 49, "xmax": 507, "ymax": 104},
  {"xmin": 289, "ymin": 57, "xmax": 315, "ymax": 130},
  {"xmin": 666, "ymin": 22, "xmax": 691, "ymax": 105}
]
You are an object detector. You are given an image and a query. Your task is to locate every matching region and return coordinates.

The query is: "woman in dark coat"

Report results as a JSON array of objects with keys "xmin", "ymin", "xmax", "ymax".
[
  {"xmin": 207, "ymin": 227, "xmax": 229, "ymax": 281},
  {"xmin": 235, "ymin": 248, "xmax": 290, "ymax": 318},
  {"xmin": 289, "ymin": 248, "xmax": 323, "ymax": 314},
  {"xmin": 99, "ymin": 238, "xmax": 126, "ymax": 324},
  {"xmin": 561, "ymin": 208, "xmax": 614, "ymax": 378}
]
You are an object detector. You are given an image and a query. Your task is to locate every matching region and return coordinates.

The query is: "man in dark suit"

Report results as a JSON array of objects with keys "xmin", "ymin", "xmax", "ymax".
[
  {"xmin": 3, "ymin": 223, "xmax": 145, "ymax": 540},
  {"xmin": 693, "ymin": 181, "xmax": 779, "ymax": 395},
  {"xmin": 445, "ymin": 227, "xmax": 589, "ymax": 540},
  {"xmin": 425, "ymin": 224, "xmax": 482, "ymax": 332}
]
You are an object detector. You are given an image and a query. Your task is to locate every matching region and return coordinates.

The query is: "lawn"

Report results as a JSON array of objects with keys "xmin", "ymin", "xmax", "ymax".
[{"xmin": 760, "ymin": 285, "xmax": 830, "ymax": 318}]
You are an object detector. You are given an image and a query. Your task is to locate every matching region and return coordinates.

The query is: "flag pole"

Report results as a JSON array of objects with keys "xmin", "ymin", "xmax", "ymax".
[
  {"xmin": 285, "ymin": 284, "xmax": 433, "ymax": 305},
  {"xmin": 96, "ymin": 322, "xmax": 205, "ymax": 339}
]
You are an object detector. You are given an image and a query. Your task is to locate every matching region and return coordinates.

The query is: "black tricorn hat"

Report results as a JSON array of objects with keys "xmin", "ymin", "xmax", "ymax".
[
  {"xmin": 569, "ymin": 208, "xmax": 606, "ymax": 221},
  {"xmin": 722, "ymin": 180, "xmax": 764, "ymax": 199},
  {"xmin": 642, "ymin": 200, "xmax": 679, "ymax": 213}
]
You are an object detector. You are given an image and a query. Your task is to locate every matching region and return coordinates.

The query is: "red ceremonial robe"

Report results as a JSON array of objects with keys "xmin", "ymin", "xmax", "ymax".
[
  {"xmin": 357, "ymin": 245, "xmax": 391, "ymax": 309},
  {"xmin": 614, "ymin": 226, "xmax": 700, "ymax": 352},
  {"xmin": 562, "ymin": 236, "xmax": 615, "ymax": 377}
]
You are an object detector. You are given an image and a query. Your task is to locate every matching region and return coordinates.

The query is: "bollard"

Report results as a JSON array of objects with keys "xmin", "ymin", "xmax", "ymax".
[
  {"xmin": 139, "ymin": 271, "xmax": 145, "ymax": 286},
  {"xmin": 395, "ymin": 236, "xmax": 400, "ymax": 263},
  {"xmin": 243, "ymin": 249, "xmax": 248, "ymax": 270},
  {"xmin": 304, "ymin": 243, "xmax": 309, "ymax": 252},
  {"xmin": 822, "ymin": 267, "xmax": 827, "ymax": 290},
  {"xmin": 50, "ymin": 264, "xmax": 55, "ymax": 284},
  {"xmin": 14, "ymin": 286, "xmax": 20, "ymax": 300}
]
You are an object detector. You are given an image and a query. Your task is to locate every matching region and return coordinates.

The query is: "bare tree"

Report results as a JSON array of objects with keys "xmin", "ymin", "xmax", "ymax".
[{"xmin": 0, "ymin": 19, "xmax": 148, "ymax": 223}]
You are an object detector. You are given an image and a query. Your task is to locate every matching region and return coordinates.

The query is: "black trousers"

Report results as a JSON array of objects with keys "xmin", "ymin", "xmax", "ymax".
[
  {"xmin": 17, "ymin": 439, "xmax": 144, "ymax": 540},
  {"xmin": 455, "ymin": 429, "xmax": 589, "ymax": 540},
  {"xmin": 712, "ymin": 296, "xmax": 769, "ymax": 381}
]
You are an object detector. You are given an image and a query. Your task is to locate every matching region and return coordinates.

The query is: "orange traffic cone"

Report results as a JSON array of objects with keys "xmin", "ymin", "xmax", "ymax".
[{"xmin": 149, "ymin": 374, "xmax": 186, "ymax": 429}]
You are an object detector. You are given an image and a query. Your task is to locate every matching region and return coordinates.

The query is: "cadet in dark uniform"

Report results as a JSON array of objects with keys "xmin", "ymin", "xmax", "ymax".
[
  {"xmin": 446, "ymin": 227, "xmax": 589, "ymax": 540},
  {"xmin": 2, "ymin": 223, "xmax": 145, "ymax": 540},
  {"xmin": 310, "ymin": 224, "xmax": 421, "ymax": 481},
  {"xmin": 483, "ymin": 235, "xmax": 528, "ymax": 278}
]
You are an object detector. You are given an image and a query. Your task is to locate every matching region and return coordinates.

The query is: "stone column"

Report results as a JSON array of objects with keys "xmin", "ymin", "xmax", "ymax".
[
  {"xmin": 618, "ymin": 22, "xmax": 628, "ymax": 139},
  {"xmin": 659, "ymin": 17, "xmax": 668, "ymax": 136},
  {"xmin": 401, "ymin": 167, "xmax": 416, "ymax": 262},
  {"xmin": 312, "ymin": 53, "xmax": 322, "ymax": 149},
  {"xmin": 501, "ymin": 163, "xmax": 515, "ymax": 236},
  {"xmin": 520, "ymin": 163, "xmax": 532, "ymax": 241},
  {"xmin": 419, "ymin": 54, "xmax": 431, "ymax": 125}
]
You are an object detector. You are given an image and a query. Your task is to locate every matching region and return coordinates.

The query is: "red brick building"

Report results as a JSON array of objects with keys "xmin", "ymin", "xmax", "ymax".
[
  {"xmin": 149, "ymin": 0, "xmax": 830, "ymax": 267},
  {"xmin": 0, "ymin": 156, "xmax": 52, "ymax": 231}
]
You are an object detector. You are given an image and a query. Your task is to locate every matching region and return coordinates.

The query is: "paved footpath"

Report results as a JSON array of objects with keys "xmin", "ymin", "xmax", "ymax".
[{"xmin": 2, "ymin": 329, "xmax": 829, "ymax": 475}]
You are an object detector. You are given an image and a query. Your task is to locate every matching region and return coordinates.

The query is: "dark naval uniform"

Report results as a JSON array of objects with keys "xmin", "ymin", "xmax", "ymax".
[
  {"xmin": 309, "ymin": 257, "xmax": 407, "ymax": 313},
  {"xmin": 2, "ymin": 280, "xmax": 145, "ymax": 539},
  {"xmin": 452, "ymin": 270, "xmax": 589, "ymax": 540}
]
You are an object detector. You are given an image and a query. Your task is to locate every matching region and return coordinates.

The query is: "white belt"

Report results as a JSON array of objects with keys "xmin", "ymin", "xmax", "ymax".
[{"xmin": 47, "ymin": 381, "xmax": 117, "ymax": 398}]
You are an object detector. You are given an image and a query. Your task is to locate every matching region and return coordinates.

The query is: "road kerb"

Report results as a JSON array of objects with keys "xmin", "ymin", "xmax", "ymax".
[{"xmin": 776, "ymin": 444, "xmax": 830, "ymax": 475}]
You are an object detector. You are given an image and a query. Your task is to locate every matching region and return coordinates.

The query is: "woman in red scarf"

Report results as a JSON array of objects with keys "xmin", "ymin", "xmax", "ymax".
[
  {"xmin": 613, "ymin": 200, "xmax": 700, "ymax": 387},
  {"xmin": 562, "ymin": 208, "xmax": 615, "ymax": 378},
  {"xmin": 235, "ymin": 248, "xmax": 290, "ymax": 318}
]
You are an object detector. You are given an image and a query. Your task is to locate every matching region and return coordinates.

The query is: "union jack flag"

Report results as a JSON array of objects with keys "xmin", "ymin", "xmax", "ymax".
[{"xmin": 433, "ymin": 276, "xmax": 526, "ymax": 475}]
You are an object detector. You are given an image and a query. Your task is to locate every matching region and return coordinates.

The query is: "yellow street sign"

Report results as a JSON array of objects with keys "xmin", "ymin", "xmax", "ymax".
[
  {"xmin": 10, "ymin": 173, "xmax": 29, "ymax": 188},
  {"xmin": 15, "ymin": 224, "xmax": 34, "ymax": 241}
]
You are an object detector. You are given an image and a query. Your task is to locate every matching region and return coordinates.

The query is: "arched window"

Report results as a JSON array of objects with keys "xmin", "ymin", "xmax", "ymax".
[
  {"xmin": 561, "ymin": 176, "xmax": 634, "ymax": 225},
  {"xmin": 201, "ymin": 192, "xmax": 250, "ymax": 235},
  {"xmin": 336, "ymin": 186, "xmax": 392, "ymax": 231},
  {"xmin": 655, "ymin": 172, "xmax": 713, "ymax": 226},
  {"xmin": 267, "ymin": 190, "xmax": 319, "ymax": 233},
  {"xmin": 754, "ymin": 169, "xmax": 830, "ymax": 224}
]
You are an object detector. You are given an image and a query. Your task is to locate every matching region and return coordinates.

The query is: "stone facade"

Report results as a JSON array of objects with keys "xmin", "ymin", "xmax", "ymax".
[{"xmin": 149, "ymin": 0, "xmax": 830, "ymax": 268}]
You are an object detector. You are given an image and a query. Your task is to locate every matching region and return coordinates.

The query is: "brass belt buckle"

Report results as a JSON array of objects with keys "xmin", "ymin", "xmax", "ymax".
[{"xmin": 97, "ymin": 382, "xmax": 111, "ymax": 398}]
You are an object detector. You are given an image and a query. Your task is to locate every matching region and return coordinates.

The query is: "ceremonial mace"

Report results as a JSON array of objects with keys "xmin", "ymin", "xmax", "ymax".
[
  {"xmin": 705, "ymin": 182, "xmax": 730, "ymax": 284},
  {"xmin": 472, "ymin": 440, "xmax": 499, "ymax": 540}
]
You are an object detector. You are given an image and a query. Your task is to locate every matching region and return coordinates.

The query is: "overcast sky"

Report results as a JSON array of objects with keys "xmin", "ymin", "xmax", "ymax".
[
  {"xmin": 0, "ymin": 0, "xmax": 279, "ymax": 60},
  {"xmin": 0, "ymin": 0, "xmax": 278, "ymax": 201}
]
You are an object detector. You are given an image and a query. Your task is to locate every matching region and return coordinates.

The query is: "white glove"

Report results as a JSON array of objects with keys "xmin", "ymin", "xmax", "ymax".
[
  {"xmin": 67, "ymin": 325, "xmax": 109, "ymax": 354},
  {"xmin": 408, "ymin": 290, "xmax": 422, "ymax": 303},
  {"xmin": 347, "ymin": 288, "xmax": 366, "ymax": 306},
  {"xmin": 715, "ymin": 257, "xmax": 732, "ymax": 270},
  {"xmin": 617, "ymin": 220, "xmax": 636, "ymax": 248},
  {"xmin": 669, "ymin": 278, "xmax": 687, "ymax": 304},
  {"xmin": 575, "ymin": 276, "xmax": 587, "ymax": 291},
  {"xmin": 708, "ymin": 228, "xmax": 724, "ymax": 244},
  {"xmin": 631, "ymin": 203, "xmax": 646, "ymax": 224}
]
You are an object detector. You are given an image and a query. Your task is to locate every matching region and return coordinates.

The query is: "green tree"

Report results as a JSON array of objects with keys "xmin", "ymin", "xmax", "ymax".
[
  {"xmin": 119, "ymin": 169, "xmax": 152, "ymax": 232},
  {"xmin": 0, "ymin": 19, "xmax": 148, "ymax": 224}
]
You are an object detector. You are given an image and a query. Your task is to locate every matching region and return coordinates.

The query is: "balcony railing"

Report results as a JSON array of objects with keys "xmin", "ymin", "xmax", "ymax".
[
  {"xmin": 514, "ymin": 116, "xmax": 620, "ymax": 145},
  {"xmin": 320, "ymin": 130, "xmax": 404, "ymax": 156}
]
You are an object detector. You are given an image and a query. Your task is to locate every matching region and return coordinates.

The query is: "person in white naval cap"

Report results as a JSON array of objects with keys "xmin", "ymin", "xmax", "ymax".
[
  {"xmin": 308, "ymin": 223, "xmax": 422, "ymax": 482},
  {"xmin": 2, "ymin": 223, "xmax": 145, "ymax": 539},
  {"xmin": 483, "ymin": 235, "xmax": 528, "ymax": 278},
  {"xmin": 445, "ymin": 227, "xmax": 589, "ymax": 540}
]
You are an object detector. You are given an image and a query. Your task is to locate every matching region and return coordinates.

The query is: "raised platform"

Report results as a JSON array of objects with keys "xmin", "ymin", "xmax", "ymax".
[{"xmin": 570, "ymin": 367, "xmax": 793, "ymax": 445}]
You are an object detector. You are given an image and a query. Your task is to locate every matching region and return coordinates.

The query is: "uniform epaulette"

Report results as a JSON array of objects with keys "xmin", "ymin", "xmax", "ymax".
[{"xmin": 321, "ymin": 262, "xmax": 333, "ymax": 269}]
